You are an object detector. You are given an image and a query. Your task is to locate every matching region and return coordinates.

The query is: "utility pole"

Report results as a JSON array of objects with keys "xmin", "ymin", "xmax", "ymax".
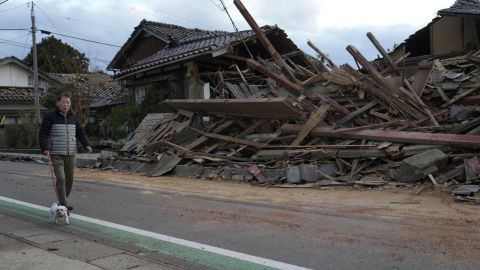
[{"xmin": 31, "ymin": 1, "xmax": 40, "ymax": 125}]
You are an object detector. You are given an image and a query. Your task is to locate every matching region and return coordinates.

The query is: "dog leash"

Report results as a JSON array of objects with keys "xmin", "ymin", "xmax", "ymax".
[{"xmin": 46, "ymin": 152, "xmax": 60, "ymax": 205}]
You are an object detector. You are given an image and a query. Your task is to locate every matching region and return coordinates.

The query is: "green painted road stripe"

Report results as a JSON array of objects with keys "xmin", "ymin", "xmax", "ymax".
[{"xmin": 0, "ymin": 196, "xmax": 311, "ymax": 270}]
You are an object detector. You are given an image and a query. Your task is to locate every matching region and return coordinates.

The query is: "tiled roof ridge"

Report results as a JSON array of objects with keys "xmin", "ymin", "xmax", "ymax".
[
  {"xmin": 142, "ymin": 19, "xmax": 226, "ymax": 34},
  {"xmin": 454, "ymin": 0, "xmax": 479, "ymax": 4},
  {"xmin": 174, "ymin": 25, "xmax": 276, "ymax": 46},
  {"xmin": 438, "ymin": 0, "xmax": 480, "ymax": 15},
  {"xmin": 142, "ymin": 19, "xmax": 229, "ymax": 43}
]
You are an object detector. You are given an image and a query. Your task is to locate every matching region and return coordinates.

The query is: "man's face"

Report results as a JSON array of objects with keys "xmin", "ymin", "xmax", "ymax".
[{"xmin": 57, "ymin": 97, "xmax": 71, "ymax": 114}]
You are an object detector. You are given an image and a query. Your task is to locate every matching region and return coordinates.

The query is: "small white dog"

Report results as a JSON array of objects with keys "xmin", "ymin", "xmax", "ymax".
[{"xmin": 49, "ymin": 203, "xmax": 69, "ymax": 225}]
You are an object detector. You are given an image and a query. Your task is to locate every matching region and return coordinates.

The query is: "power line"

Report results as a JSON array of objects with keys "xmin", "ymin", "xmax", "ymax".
[
  {"xmin": 40, "ymin": 30, "xmax": 121, "ymax": 47},
  {"xmin": 36, "ymin": 30, "xmax": 115, "ymax": 65},
  {"xmin": 2, "ymin": 32, "xmax": 30, "ymax": 43},
  {"xmin": 19, "ymin": 31, "xmax": 31, "ymax": 58},
  {"xmin": 0, "ymin": 0, "xmax": 10, "ymax": 5},
  {"xmin": 91, "ymin": 57, "xmax": 111, "ymax": 64},
  {"xmin": 39, "ymin": 10, "xmax": 130, "ymax": 33},
  {"xmin": 36, "ymin": 2, "xmax": 119, "ymax": 48},
  {"xmin": 0, "ymin": 1, "xmax": 27, "ymax": 12},
  {"xmin": 2, "ymin": 1, "xmax": 116, "ymax": 66},
  {"xmin": 115, "ymin": 0, "xmax": 219, "ymax": 30},
  {"xmin": 218, "ymin": 0, "xmax": 253, "ymax": 59},
  {"xmin": 34, "ymin": 2, "xmax": 120, "ymax": 69},
  {"xmin": 35, "ymin": 3, "xmax": 62, "ymax": 34},
  {"xmin": 0, "ymin": 38, "xmax": 28, "ymax": 46},
  {"xmin": 208, "ymin": 0, "xmax": 223, "ymax": 10},
  {"xmin": 0, "ymin": 38, "xmax": 30, "ymax": 48},
  {"xmin": 0, "ymin": 28, "xmax": 29, "ymax": 31},
  {"xmin": 0, "ymin": 27, "xmax": 118, "ymax": 60}
]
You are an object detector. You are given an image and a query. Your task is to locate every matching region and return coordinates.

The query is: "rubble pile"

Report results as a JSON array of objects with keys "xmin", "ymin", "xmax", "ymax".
[{"xmin": 113, "ymin": 0, "xmax": 480, "ymax": 203}]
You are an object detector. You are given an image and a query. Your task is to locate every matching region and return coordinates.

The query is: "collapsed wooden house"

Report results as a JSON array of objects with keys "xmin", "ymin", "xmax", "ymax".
[{"xmin": 104, "ymin": 0, "xmax": 480, "ymax": 203}]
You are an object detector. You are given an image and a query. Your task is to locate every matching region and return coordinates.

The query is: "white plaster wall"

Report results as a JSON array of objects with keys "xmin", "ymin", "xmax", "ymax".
[
  {"xmin": 0, "ymin": 62, "xmax": 51, "ymax": 89},
  {"xmin": 0, "ymin": 63, "xmax": 30, "ymax": 87}
]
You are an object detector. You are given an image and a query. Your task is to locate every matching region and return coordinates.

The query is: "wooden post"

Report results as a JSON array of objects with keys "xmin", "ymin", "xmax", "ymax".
[
  {"xmin": 366, "ymin": 32, "xmax": 399, "ymax": 75},
  {"xmin": 307, "ymin": 40, "xmax": 337, "ymax": 69},
  {"xmin": 346, "ymin": 44, "xmax": 397, "ymax": 94},
  {"xmin": 233, "ymin": 0, "xmax": 300, "ymax": 84}
]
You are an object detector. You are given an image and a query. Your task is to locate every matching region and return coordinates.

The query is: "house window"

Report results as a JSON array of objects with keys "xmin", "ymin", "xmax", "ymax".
[
  {"xmin": 39, "ymin": 81, "xmax": 48, "ymax": 91},
  {"xmin": 134, "ymin": 86, "xmax": 146, "ymax": 104}
]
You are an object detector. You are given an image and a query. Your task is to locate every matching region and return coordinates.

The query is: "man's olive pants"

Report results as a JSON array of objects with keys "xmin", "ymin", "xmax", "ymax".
[{"xmin": 51, "ymin": 154, "xmax": 76, "ymax": 207}]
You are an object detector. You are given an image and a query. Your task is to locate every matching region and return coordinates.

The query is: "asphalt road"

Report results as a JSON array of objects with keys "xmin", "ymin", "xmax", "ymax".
[{"xmin": 0, "ymin": 160, "xmax": 478, "ymax": 270}]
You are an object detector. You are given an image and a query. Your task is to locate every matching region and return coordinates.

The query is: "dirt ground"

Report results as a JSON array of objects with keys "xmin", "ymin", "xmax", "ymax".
[{"xmin": 70, "ymin": 167, "xmax": 480, "ymax": 228}]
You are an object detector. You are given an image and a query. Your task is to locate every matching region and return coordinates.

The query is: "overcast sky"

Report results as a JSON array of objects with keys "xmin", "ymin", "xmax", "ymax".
[{"xmin": 0, "ymin": 0, "xmax": 455, "ymax": 72}]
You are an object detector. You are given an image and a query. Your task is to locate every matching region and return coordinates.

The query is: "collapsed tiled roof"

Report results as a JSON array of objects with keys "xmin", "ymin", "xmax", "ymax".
[
  {"xmin": 133, "ymin": 28, "xmax": 259, "ymax": 66},
  {"xmin": 48, "ymin": 73, "xmax": 124, "ymax": 108},
  {"xmin": 438, "ymin": 0, "xmax": 480, "ymax": 16},
  {"xmin": 142, "ymin": 20, "xmax": 229, "ymax": 43},
  {"xmin": 0, "ymin": 87, "xmax": 46, "ymax": 103},
  {"xmin": 109, "ymin": 20, "xmax": 280, "ymax": 77}
]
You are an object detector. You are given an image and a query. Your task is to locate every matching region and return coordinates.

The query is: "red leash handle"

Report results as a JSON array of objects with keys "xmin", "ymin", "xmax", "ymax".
[{"xmin": 46, "ymin": 152, "xmax": 60, "ymax": 204}]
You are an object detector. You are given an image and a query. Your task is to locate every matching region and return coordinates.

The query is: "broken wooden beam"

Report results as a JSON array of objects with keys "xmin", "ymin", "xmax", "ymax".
[
  {"xmin": 450, "ymin": 117, "xmax": 480, "ymax": 134},
  {"xmin": 395, "ymin": 110, "xmax": 448, "ymax": 131},
  {"xmin": 281, "ymin": 124, "xmax": 480, "ymax": 148},
  {"xmin": 458, "ymin": 95, "xmax": 480, "ymax": 105},
  {"xmin": 441, "ymin": 85, "xmax": 480, "ymax": 108},
  {"xmin": 233, "ymin": 0, "xmax": 299, "ymax": 83},
  {"xmin": 162, "ymin": 97, "xmax": 304, "ymax": 119},
  {"xmin": 336, "ymin": 119, "xmax": 406, "ymax": 133},
  {"xmin": 185, "ymin": 120, "xmax": 234, "ymax": 150},
  {"xmin": 346, "ymin": 45, "xmax": 424, "ymax": 119},
  {"xmin": 346, "ymin": 44, "xmax": 398, "ymax": 94},
  {"xmin": 291, "ymin": 102, "xmax": 330, "ymax": 145},
  {"xmin": 307, "ymin": 40, "xmax": 337, "ymax": 69},
  {"xmin": 436, "ymin": 166, "xmax": 464, "ymax": 184},
  {"xmin": 403, "ymin": 79, "xmax": 439, "ymax": 126},
  {"xmin": 314, "ymin": 93, "xmax": 369, "ymax": 126},
  {"xmin": 247, "ymin": 59, "xmax": 304, "ymax": 95},
  {"xmin": 189, "ymin": 127, "xmax": 268, "ymax": 148},
  {"xmin": 366, "ymin": 32, "xmax": 399, "ymax": 75},
  {"xmin": 204, "ymin": 119, "xmax": 266, "ymax": 153},
  {"xmin": 162, "ymin": 140, "xmax": 247, "ymax": 162},
  {"xmin": 332, "ymin": 100, "xmax": 377, "ymax": 128}
]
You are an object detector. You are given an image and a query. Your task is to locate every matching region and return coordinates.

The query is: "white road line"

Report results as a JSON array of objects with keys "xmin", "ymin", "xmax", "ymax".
[{"xmin": 0, "ymin": 195, "xmax": 312, "ymax": 270}]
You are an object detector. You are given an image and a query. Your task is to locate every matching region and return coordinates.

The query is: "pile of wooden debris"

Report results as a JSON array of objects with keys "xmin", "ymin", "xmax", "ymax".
[{"xmin": 114, "ymin": 0, "xmax": 480, "ymax": 203}]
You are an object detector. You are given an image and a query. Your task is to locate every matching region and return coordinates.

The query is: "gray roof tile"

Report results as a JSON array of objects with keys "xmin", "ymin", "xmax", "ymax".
[
  {"xmin": 438, "ymin": 0, "xmax": 480, "ymax": 16},
  {"xmin": 48, "ymin": 73, "xmax": 124, "ymax": 108},
  {"xmin": 0, "ymin": 87, "xmax": 47, "ymax": 103}
]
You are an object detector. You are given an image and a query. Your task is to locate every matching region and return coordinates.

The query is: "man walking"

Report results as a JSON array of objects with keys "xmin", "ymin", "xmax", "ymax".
[{"xmin": 39, "ymin": 92, "xmax": 92, "ymax": 211}]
